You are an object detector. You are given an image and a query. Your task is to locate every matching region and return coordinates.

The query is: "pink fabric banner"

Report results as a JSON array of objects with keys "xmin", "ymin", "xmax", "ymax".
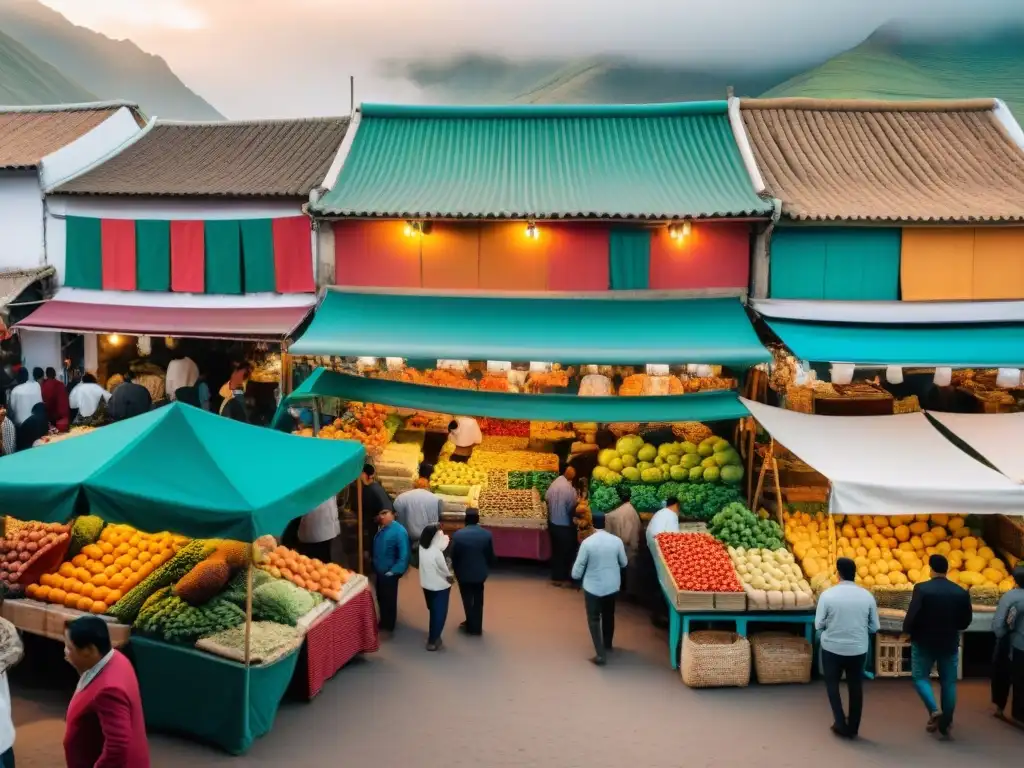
[
  {"xmin": 544, "ymin": 224, "xmax": 610, "ymax": 291},
  {"xmin": 649, "ymin": 223, "xmax": 750, "ymax": 290}
]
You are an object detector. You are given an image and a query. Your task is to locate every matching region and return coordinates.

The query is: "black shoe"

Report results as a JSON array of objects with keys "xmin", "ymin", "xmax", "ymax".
[
  {"xmin": 830, "ymin": 724, "xmax": 851, "ymax": 739},
  {"xmin": 458, "ymin": 622, "xmax": 469, "ymax": 632},
  {"xmin": 590, "ymin": 656, "xmax": 607, "ymax": 666}
]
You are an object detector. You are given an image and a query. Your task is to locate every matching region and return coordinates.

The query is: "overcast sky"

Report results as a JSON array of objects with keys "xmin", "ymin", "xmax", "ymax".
[{"xmin": 39, "ymin": 0, "xmax": 1024, "ymax": 118}]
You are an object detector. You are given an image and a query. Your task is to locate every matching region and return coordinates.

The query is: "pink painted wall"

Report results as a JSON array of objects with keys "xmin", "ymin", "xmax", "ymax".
[
  {"xmin": 332, "ymin": 220, "xmax": 751, "ymax": 292},
  {"xmin": 649, "ymin": 223, "xmax": 750, "ymax": 290}
]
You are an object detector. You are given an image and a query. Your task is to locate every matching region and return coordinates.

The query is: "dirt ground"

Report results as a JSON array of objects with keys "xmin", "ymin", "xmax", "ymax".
[{"xmin": 10, "ymin": 567, "xmax": 1022, "ymax": 767}]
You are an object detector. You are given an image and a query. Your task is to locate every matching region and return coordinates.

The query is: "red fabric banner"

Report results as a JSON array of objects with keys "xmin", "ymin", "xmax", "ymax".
[
  {"xmin": 100, "ymin": 219, "xmax": 137, "ymax": 291},
  {"xmin": 272, "ymin": 216, "xmax": 314, "ymax": 293},
  {"xmin": 170, "ymin": 220, "xmax": 205, "ymax": 293}
]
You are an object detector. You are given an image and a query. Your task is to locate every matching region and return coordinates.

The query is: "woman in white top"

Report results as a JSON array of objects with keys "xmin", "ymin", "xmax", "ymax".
[
  {"xmin": 418, "ymin": 524, "xmax": 452, "ymax": 651},
  {"xmin": 68, "ymin": 374, "xmax": 111, "ymax": 422}
]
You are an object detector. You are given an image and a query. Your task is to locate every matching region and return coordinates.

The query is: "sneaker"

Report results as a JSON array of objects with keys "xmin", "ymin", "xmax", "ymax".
[{"xmin": 926, "ymin": 712, "xmax": 942, "ymax": 733}]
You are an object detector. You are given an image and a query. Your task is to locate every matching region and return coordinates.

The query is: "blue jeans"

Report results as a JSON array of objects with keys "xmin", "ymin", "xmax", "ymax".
[
  {"xmin": 911, "ymin": 643, "xmax": 959, "ymax": 730},
  {"xmin": 423, "ymin": 587, "xmax": 450, "ymax": 643}
]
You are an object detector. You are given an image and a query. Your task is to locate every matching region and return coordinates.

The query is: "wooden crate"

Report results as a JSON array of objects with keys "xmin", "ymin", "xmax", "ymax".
[
  {"xmin": 654, "ymin": 544, "xmax": 745, "ymax": 612},
  {"xmin": 874, "ymin": 633, "xmax": 963, "ymax": 680}
]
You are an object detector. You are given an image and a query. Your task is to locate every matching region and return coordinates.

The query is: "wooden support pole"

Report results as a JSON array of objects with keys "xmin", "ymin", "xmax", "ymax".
[
  {"xmin": 244, "ymin": 542, "xmax": 254, "ymax": 667},
  {"xmin": 357, "ymin": 479, "xmax": 364, "ymax": 575}
]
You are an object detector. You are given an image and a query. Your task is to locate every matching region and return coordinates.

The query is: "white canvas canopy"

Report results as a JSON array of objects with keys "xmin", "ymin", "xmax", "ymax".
[
  {"xmin": 741, "ymin": 399, "xmax": 1024, "ymax": 516},
  {"xmin": 927, "ymin": 411, "xmax": 1024, "ymax": 485}
]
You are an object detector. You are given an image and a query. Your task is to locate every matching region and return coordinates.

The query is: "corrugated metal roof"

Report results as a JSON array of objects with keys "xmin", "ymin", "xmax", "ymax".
[
  {"xmin": 740, "ymin": 97, "xmax": 1024, "ymax": 222},
  {"xmin": 313, "ymin": 102, "xmax": 772, "ymax": 219},
  {"xmin": 0, "ymin": 102, "xmax": 142, "ymax": 170},
  {"xmin": 56, "ymin": 117, "xmax": 349, "ymax": 198}
]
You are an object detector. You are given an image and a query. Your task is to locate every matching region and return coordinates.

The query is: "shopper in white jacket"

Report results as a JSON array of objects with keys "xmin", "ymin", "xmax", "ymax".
[{"xmin": 418, "ymin": 525, "xmax": 452, "ymax": 651}]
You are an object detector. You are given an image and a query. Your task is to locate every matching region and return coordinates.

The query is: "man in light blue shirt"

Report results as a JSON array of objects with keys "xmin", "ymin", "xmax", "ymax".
[
  {"xmin": 394, "ymin": 487, "xmax": 442, "ymax": 568},
  {"xmin": 815, "ymin": 557, "xmax": 879, "ymax": 739},
  {"xmin": 544, "ymin": 466, "xmax": 578, "ymax": 586},
  {"xmin": 572, "ymin": 514, "xmax": 627, "ymax": 666}
]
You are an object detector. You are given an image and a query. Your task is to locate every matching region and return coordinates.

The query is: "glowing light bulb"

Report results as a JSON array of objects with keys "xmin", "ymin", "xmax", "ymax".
[{"xmin": 525, "ymin": 222, "xmax": 539, "ymax": 239}]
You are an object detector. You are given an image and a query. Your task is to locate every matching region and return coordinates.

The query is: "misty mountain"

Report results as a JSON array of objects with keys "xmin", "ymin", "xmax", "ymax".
[
  {"xmin": 0, "ymin": 25, "xmax": 95, "ymax": 104},
  {"xmin": 763, "ymin": 23, "xmax": 1024, "ymax": 118},
  {"xmin": 392, "ymin": 54, "xmax": 802, "ymax": 105},
  {"xmin": 0, "ymin": 0, "xmax": 222, "ymax": 119}
]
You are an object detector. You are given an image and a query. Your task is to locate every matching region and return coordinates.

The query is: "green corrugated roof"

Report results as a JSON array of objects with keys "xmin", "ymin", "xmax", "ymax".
[{"xmin": 313, "ymin": 102, "xmax": 771, "ymax": 219}]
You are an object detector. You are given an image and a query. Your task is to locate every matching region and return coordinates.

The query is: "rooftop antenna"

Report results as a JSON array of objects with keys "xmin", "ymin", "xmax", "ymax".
[{"xmin": 350, "ymin": 76, "xmax": 355, "ymax": 116}]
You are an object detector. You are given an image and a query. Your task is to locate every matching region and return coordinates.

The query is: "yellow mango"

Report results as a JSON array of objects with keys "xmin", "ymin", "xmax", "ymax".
[
  {"xmin": 909, "ymin": 521, "xmax": 929, "ymax": 535},
  {"xmin": 979, "ymin": 546, "xmax": 995, "ymax": 560},
  {"xmin": 931, "ymin": 514, "xmax": 950, "ymax": 526},
  {"xmin": 947, "ymin": 517, "xmax": 965, "ymax": 532},
  {"xmin": 931, "ymin": 526, "xmax": 947, "ymax": 541},
  {"xmin": 965, "ymin": 556, "xmax": 986, "ymax": 573}
]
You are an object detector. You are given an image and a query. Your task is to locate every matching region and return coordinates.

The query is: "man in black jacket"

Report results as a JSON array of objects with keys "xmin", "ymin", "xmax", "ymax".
[
  {"xmin": 903, "ymin": 554, "xmax": 973, "ymax": 738},
  {"xmin": 450, "ymin": 509, "xmax": 495, "ymax": 636}
]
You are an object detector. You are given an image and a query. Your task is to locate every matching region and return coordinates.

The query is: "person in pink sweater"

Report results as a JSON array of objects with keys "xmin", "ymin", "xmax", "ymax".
[{"xmin": 63, "ymin": 617, "xmax": 150, "ymax": 768}]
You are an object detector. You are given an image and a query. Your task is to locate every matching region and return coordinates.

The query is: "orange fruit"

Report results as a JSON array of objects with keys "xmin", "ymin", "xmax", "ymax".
[
  {"xmin": 93, "ymin": 586, "xmax": 111, "ymax": 603},
  {"xmin": 50, "ymin": 575, "xmax": 66, "ymax": 589},
  {"xmin": 59, "ymin": 563, "xmax": 75, "ymax": 578},
  {"xmin": 293, "ymin": 577, "xmax": 306, "ymax": 589},
  {"xmin": 76, "ymin": 596, "xmax": 93, "ymax": 612},
  {"xmin": 101, "ymin": 554, "xmax": 115, "ymax": 566},
  {"xmin": 73, "ymin": 568, "xmax": 90, "ymax": 582},
  {"xmin": 114, "ymin": 555, "xmax": 131, "ymax": 568},
  {"xmin": 49, "ymin": 588, "xmax": 66, "ymax": 604},
  {"xmin": 122, "ymin": 577, "xmax": 138, "ymax": 591},
  {"xmin": 90, "ymin": 601, "xmax": 108, "ymax": 614},
  {"xmin": 114, "ymin": 543, "xmax": 129, "ymax": 556},
  {"xmin": 108, "ymin": 574, "xmax": 125, "ymax": 589},
  {"xmin": 64, "ymin": 578, "xmax": 82, "ymax": 594},
  {"xmin": 138, "ymin": 551, "xmax": 152, "ymax": 563},
  {"xmin": 87, "ymin": 561, "xmax": 104, "ymax": 575},
  {"xmin": 39, "ymin": 574, "xmax": 52, "ymax": 587},
  {"xmin": 35, "ymin": 585, "xmax": 51, "ymax": 600},
  {"xmin": 80, "ymin": 583, "xmax": 96, "ymax": 599},
  {"xmin": 139, "ymin": 563, "xmax": 154, "ymax": 578},
  {"xmin": 71, "ymin": 554, "xmax": 88, "ymax": 568},
  {"xmin": 106, "ymin": 590, "xmax": 122, "ymax": 604},
  {"xmin": 99, "ymin": 542, "xmax": 114, "ymax": 554},
  {"xmin": 90, "ymin": 574, "xmax": 108, "ymax": 587},
  {"xmin": 25, "ymin": 584, "xmax": 38, "ymax": 598},
  {"xmin": 279, "ymin": 567, "xmax": 293, "ymax": 580},
  {"xmin": 81, "ymin": 544, "xmax": 103, "ymax": 560},
  {"xmin": 127, "ymin": 548, "xmax": 140, "ymax": 559},
  {"xmin": 129, "ymin": 560, "xmax": 141, "ymax": 572},
  {"xmin": 128, "ymin": 535, "xmax": 141, "ymax": 547},
  {"xmin": 64, "ymin": 592, "xmax": 79, "ymax": 608}
]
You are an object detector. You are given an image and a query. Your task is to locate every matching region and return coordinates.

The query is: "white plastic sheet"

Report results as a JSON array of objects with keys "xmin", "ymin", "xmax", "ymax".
[
  {"xmin": 741, "ymin": 399, "xmax": 1024, "ymax": 516},
  {"xmin": 927, "ymin": 411, "xmax": 1024, "ymax": 485}
]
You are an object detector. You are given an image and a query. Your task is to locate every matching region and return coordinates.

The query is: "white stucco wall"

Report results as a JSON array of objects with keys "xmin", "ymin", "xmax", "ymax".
[
  {"xmin": 0, "ymin": 172, "xmax": 45, "ymax": 271},
  {"xmin": 45, "ymin": 196, "xmax": 308, "ymax": 288},
  {"xmin": 19, "ymin": 329, "xmax": 62, "ymax": 374},
  {"xmin": 39, "ymin": 107, "xmax": 143, "ymax": 192}
]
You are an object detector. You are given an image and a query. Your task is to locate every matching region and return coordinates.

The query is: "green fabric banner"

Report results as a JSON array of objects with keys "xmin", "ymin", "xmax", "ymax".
[
  {"xmin": 240, "ymin": 219, "xmax": 277, "ymax": 293},
  {"xmin": 64, "ymin": 216, "xmax": 103, "ymax": 289},
  {"xmin": 204, "ymin": 220, "xmax": 243, "ymax": 295},
  {"xmin": 282, "ymin": 368, "xmax": 749, "ymax": 424},
  {"xmin": 770, "ymin": 228, "xmax": 901, "ymax": 300},
  {"xmin": 135, "ymin": 220, "xmax": 171, "ymax": 292},
  {"xmin": 608, "ymin": 228, "xmax": 651, "ymax": 289}
]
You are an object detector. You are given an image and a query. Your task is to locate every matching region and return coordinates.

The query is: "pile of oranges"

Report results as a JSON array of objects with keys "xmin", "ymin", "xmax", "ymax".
[
  {"xmin": 258, "ymin": 545, "xmax": 350, "ymax": 601},
  {"xmin": 26, "ymin": 524, "xmax": 188, "ymax": 615}
]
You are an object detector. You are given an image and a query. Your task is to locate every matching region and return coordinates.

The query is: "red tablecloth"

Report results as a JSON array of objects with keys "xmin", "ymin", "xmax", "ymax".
[
  {"xmin": 484, "ymin": 526, "xmax": 551, "ymax": 561},
  {"xmin": 298, "ymin": 587, "xmax": 378, "ymax": 700}
]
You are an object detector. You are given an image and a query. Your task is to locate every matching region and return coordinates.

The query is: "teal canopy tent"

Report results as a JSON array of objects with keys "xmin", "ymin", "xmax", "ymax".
[
  {"xmin": 289, "ymin": 289, "xmax": 770, "ymax": 368},
  {"xmin": 280, "ymin": 368, "xmax": 749, "ymax": 423},
  {"xmin": 0, "ymin": 403, "xmax": 364, "ymax": 541}
]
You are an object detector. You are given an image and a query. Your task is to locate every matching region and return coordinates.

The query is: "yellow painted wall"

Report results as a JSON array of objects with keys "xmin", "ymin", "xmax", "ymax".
[{"xmin": 900, "ymin": 227, "xmax": 1024, "ymax": 300}]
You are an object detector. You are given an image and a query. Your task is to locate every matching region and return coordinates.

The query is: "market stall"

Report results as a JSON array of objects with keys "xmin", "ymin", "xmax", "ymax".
[{"xmin": 0, "ymin": 403, "xmax": 374, "ymax": 754}]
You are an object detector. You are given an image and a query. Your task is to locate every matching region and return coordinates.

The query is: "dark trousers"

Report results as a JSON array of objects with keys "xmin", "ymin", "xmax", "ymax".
[
  {"xmin": 822, "ymin": 650, "xmax": 866, "ymax": 735},
  {"xmin": 459, "ymin": 581, "xmax": 485, "ymax": 634},
  {"xmin": 993, "ymin": 647, "xmax": 1024, "ymax": 721},
  {"xmin": 584, "ymin": 590, "xmax": 617, "ymax": 660},
  {"xmin": 298, "ymin": 538, "xmax": 333, "ymax": 565},
  {"xmin": 0, "ymin": 747, "xmax": 14, "ymax": 768},
  {"xmin": 639, "ymin": 543, "xmax": 667, "ymax": 622},
  {"xmin": 423, "ymin": 588, "xmax": 451, "ymax": 643},
  {"xmin": 375, "ymin": 572, "xmax": 400, "ymax": 631},
  {"xmin": 549, "ymin": 523, "xmax": 576, "ymax": 582}
]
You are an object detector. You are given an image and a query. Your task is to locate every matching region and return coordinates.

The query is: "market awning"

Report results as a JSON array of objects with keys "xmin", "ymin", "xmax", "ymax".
[
  {"xmin": 927, "ymin": 411, "xmax": 1024, "ymax": 484},
  {"xmin": 15, "ymin": 288, "xmax": 314, "ymax": 340},
  {"xmin": 742, "ymin": 398, "xmax": 1024, "ymax": 515},
  {"xmin": 0, "ymin": 403, "xmax": 365, "ymax": 540},
  {"xmin": 285, "ymin": 368, "xmax": 749, "ymax": 423},
  {"xmin": 290, "ymin": 288, "xmax": 770, "ymax": 367}
]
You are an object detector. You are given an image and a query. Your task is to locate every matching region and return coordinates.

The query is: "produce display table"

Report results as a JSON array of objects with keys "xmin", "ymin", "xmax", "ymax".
[
  {"xmin": 484, "ymin": 525, "xmax": 551, "ymax": 561},
  {"xmin": 130, "ymin": 635, "xmax": 299, "ymax": 755},
  {"xmin": 878, "ymin": 608, "xmax": 995, "ymax": 634},
  {"xmin": 297, "ymin": 586, "xmax": 379, "ymax": 700},
  {"xmin": 668, "ymin": 608, "xmax": 815, "ymax": 670}
]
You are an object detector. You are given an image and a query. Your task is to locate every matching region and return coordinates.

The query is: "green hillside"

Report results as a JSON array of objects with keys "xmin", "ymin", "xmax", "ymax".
[
  {"xmin": 0, "ymin": 25, "xmax": 95, "ymax": 104},
  {"xmin": 763, "ymin": 26, "xmax": 1024, "ymax": 118}
]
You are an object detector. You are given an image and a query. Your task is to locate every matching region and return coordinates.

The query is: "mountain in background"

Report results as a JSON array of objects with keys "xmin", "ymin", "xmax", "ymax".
[
  {"xmin": 392, "ymin": 54, "xmax": 801, "ymax": 105},
  {"xmin": 762, "ymin": 22, "xmax": 1024, "ymax": 118},
  {"xmin": 0, "ymin": 25, "xmax": 95, "ymax": 103},
  {"xmin": 0, "ymin": 0, "xmax": 221, "ymax": 119}
]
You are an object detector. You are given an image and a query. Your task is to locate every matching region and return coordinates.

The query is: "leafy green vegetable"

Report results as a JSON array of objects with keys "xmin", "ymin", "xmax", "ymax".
[
  {"xmin": 589, "ymin": 482, "xmax": 622, "ymax": 514},
  {"xmin": 628, "ymin": 485, "xmax": 662, "ymax": 512},
  {"xmin": 251, "ymin": 580, "xmax": 317, "ymax": 626},
  {"xmin": 709, "ymin": 502, "xmax": 783, "ymax": 550},
  {"xmin": 135, "ymin": 587, "xmax": 245, "ymax": 644},
  {"xmin": 508, "ymin": 471, "xmax": 558, "ymax": 494},
  {"xmin": 676, "ymin": 483, "xmax": 743, "ymax": 521}
]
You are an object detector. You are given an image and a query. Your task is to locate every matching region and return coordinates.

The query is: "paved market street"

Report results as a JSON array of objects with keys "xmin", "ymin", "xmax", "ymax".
[{"xmin": 9, "ymin": 567, "xmax": 1022, "ymax": 766}]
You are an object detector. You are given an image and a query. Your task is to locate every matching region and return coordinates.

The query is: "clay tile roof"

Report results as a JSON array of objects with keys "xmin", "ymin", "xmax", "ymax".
[
  {"xmin": 56, "ymin": 116, "xmax": 350, "ymax": 198},
  {"xmin": 0, "ymin": 101, "xmax": 143, "ymax": 170},
  {"xmin": 739, "ymin": 97, "xmax": 1024, "ymax": 223}
]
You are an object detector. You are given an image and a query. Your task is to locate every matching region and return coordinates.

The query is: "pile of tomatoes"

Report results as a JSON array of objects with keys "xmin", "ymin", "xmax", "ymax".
[
  {"xmin": 655, "ymin": 532, "xmax": 743, "ymax": 593},
  {"xmin": 478, "ymin": 418, "xmax": 529, "ymax": 437}
]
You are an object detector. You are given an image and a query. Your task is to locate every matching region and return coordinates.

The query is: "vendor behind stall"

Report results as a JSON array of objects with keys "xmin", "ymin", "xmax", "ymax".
[{"xmin": 448, "ymin": 417, "xmax": 482, "ymax": 463}]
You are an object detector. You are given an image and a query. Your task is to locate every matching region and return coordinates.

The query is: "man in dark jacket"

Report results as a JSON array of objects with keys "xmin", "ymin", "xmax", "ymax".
[
  {"xmin": 361, "ymin": 464, "xmax": 393, "ymax": 568},
  {"xmin": 903, "ymin": 554, "xmax": 973, "ymax": 738},
  {"xmin": 450, "ymin": 508, "xmax": 495, "ymax": 636},
  {"xmin": 372, "ymin": 508, "xmax": 410, "ymax": 636},
  {"xmin": 107, "ymin": 371, "xmax": 151, "ymax": 422}
]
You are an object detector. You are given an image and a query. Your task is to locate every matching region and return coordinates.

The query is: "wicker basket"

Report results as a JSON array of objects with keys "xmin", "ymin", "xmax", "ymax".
[
  {"xmin": 609, "ymin": 423, "xmax": 640, "ymax": 437},
  {"xmin": 751, "ymin": 632, "xmax": 812, "ymax": 684},
  {"xmin": 681, "ymin": 631, "xmax": 751, "ymax": 688},
  {"xmin": 672, "ymin": 422, "xmax": 713, "ymax": 444},
  {"xmin": 871, "ymin": 587, "xmax": 914, "ymax": 612},
  {"xmin": 785, "ymin": 385, "xmax": 813, "ymax": 414},
  {"xmin": 893, "ymin": 395, "xmax": 921, "ymax": 414}
]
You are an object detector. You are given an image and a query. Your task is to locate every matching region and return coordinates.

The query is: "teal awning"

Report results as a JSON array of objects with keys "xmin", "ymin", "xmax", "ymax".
[
  {"xmin": 290, "ymin": 289, "xmax": 769, "ymax": 367},
  {"xmin": 283, "ymin": 368, "xmax": 748, "ymax": 423},
  {"xmin": 0, "ymin": 403, "xmax": 365, "ymax": 541},
  {"xmin": 766, "ymin": 318, "xmax": 1024, "ymax": 367}
]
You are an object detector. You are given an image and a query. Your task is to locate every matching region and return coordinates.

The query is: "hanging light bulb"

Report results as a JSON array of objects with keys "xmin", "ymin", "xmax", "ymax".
[
  {"xmin": 137, "ymin": 335, "xmax": 152, "ymax": 357},
  {"xmin": 524, "ymin": 221, "xmax": 539, "ymax": 239},
  {"xmin": 107, "ymin": 334, "xmax": 121, "ymax": 346},
  {"xmin": 668, "ymin": 221, "xmax": 692, "ymax": 241}
]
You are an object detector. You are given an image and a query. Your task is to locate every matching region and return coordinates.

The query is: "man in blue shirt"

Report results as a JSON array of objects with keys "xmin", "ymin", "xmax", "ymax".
[
  {"xmin": 544, "ymin": 466, "xmax": 578, "ymax": 587},
  {"xmin": 372, "ymin": 508, "xmax": 410, "ymax": 635},
  {"xmin": 451, "ymin": 509, "xmax": 496, "ymax": 636},
  {"xmin": 815, "ymin": 557, "xmax": 879, "ymax": 738},
  {"xmin": 572, "ymin": 514, "xmax": 627, "ymax": 666}
]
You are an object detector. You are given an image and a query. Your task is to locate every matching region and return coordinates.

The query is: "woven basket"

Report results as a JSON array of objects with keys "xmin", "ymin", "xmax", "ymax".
[
  {"xmin": 751, "ymin": 632, "xmax": 812, "ymax": 685},
  {"xmin": 609, "ymin": 423, "xmax": 640, "ymax": 437},
  {"xmin": 681, "ymin": 631, "xmax": 751, "ymax": 688},
  {"xmin": 671, "ymin": 422, "xmax": 713, "ymax": 444},
  {"xmin": 893, "ymin": 395, "xmax": 921, "ymax": 414},
  {"xmin": 785, "ymin": 385, "xmax": 813, "ymax": 414},
  {"xmin": 871, "ymin": 587, "xmax": 914, "ymax": 612}
]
